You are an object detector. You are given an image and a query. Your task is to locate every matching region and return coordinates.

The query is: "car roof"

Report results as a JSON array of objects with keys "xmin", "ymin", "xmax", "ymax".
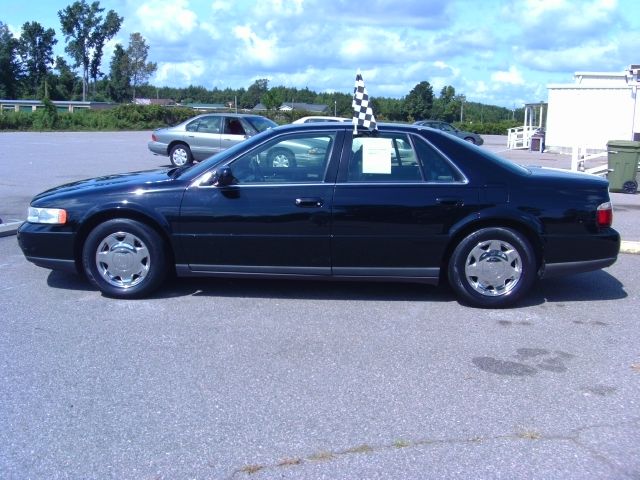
[
  {"xmin": 293, "ymin": 116, "xmax": 351, "ymax": 123},
  {"xmin": 191, "ymin": 112, "xmax": 268, "ymax": 118},
  {"xmin": 272, "ymin": 122, "xmax": 428, "ymax": 134}
]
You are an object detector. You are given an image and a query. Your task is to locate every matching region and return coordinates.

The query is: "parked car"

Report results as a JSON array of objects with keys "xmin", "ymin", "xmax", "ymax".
[
  {"xmin": 292, "ymin": 116, "xmax": 351, "ymax": 124},
  {"xmin": 18, "ymin": 123, "xmax": 619, "ymax": 308},
  {"xmin": 148, "ymin": 113, "xmax": 277, "ymax": 166},
  {"xmin": 414, "ymin": 120, "xmax": 484, "ymax": 145}
]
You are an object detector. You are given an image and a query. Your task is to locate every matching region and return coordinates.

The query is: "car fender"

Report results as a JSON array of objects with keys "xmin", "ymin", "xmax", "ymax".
[
  {"xmin": 75, "ymin": 200, "xmax": 178, "ymax": 256},
  {"xmin": 446, "ymin": 206, "xmax": 545, "ymax": 259}
]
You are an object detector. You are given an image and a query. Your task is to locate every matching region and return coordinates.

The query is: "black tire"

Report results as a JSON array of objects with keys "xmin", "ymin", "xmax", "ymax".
[
  {"xmin": 622, "ymin": 180, "xmax": 638, "ymax": 194},
  {"xmin": 169, "ymin": 143, "xmax": 193, "ymax": 167},
  {"xmin": 82, "ymin": 219, "xmax": 168, "ymax": 298},
  {"xmin": 448, "ymin": 227, "xmax": 536, "ymax": 308},
  {"xmin": 464, "ymin": 137, "xmax": 477, "ymax": 144},
  {"xmin": 267, "ymin": 148, "xmax": 296, "ymax": 168}
]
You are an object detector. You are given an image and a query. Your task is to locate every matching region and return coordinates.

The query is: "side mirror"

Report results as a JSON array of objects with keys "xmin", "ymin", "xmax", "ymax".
[{"xmin": 213, "ymin": 166, "xmax": 235, "ymax": 187}]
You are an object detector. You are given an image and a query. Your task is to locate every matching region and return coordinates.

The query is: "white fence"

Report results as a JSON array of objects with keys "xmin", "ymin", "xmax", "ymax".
[{"xmin": 507, "ymin": 125, "xmax": 537, "ymax": 149}]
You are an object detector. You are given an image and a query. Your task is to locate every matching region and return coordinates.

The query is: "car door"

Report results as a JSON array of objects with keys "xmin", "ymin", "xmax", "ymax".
[
  {"xmin": 177, "ymin": 129, "xmax": 343, "ymax": 275},
  {"xmin": 220, "ymin": 116, "xmax": 249, "ymax": 151},
  {"xmin": 331, "ymin": 131, "xmax": 479, "ymax": 278},
  {"xmin": 185, "ymin": 115, "xmax": 223, "ymax": 160}
]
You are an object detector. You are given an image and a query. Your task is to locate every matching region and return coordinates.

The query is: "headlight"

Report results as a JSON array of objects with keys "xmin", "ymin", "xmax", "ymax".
[{"xmin": 27, "ymin": 207, "xmax": 67, "ymax": 224}]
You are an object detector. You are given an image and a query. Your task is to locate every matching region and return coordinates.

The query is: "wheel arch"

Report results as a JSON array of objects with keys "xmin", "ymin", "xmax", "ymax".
[
  {"xmin": 440, "ymin": 213, "xmax": 544, "ymax": 283},
  {"xmin": 73, "ymin": 207, "xmax": 176, "ymax": 274},
  {"xmin": 168, "ymin": 140, "xmax": 191, "ymax": 154}
]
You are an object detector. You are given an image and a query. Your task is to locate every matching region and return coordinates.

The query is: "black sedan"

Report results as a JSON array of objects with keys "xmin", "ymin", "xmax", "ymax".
[{"xmin": 17, "ymin": 123, "xmax": 620, "ymax": 308}]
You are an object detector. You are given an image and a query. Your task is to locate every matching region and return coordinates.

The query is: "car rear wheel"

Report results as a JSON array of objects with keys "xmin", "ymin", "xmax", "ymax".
[
  {"xmin": 448, "ymin": 227, "xmax": 536, "ymax": 308},
  {"xmin": 267, "ymin": 148, "xmax": 296, "ymax": 168},
  {"xmin": 82, "ymin": 219, "xmax": 168, "ymax": 298},
  {"xmin": 169, "ymin": 144, "xmax": 193, "ymax": 167},
  {"xmin": 464, "ymin": 136, "xmax": 477, "ymax": 144}
]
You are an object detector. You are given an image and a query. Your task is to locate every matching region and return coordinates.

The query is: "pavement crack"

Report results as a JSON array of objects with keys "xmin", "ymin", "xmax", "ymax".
[{"xmin": 227, "ymin": 417, "xmax": 640, "ymax": 478}]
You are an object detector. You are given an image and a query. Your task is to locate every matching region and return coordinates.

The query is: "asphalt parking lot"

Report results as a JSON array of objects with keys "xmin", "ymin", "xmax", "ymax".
[{"xmin": 1, "ymin": 131, "xmax": 640, "ymax": 479}]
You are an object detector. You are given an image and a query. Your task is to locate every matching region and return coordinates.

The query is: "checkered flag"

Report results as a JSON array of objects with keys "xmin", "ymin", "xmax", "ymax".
[{"xmin": 352, "ymin": 72, "xmax": 377, "ymax": 132}]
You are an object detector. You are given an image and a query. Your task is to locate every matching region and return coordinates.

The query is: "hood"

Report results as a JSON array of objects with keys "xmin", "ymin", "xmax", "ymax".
[{"xmin": 32, "ymin": 168, "xmax": 180, "ymax": 204}]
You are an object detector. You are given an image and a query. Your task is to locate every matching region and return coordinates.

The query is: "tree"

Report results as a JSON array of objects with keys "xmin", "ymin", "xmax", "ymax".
[
  {"xmin": 17, "ymin": 22, "xmax": 58, "ymax": 97},
  {"xmin": 126, "ymin": 33, "xmax": 156, "ymax": 101},
  {"xmin": 432, "ymin": 85, "xmax": 459, "ymax": 122},
  {"xmin": 440, "ymin": 85, "xmax": 456, "ymax": 102},
  {"xmin": 0, "ymin": 22, "xmax": 21, "ymax": 98},
  {"xmin": 58, "ymin": 0, "xmax": 122, "ymax": 101},
  {"xmin": 106, "ymin": 44, "xmax": 130, "ymax": 102},
  {"xmin": 50, "ymin": 56, "xmax": 81, "ymax": 100},
  {"xmin": 403, "ymin": 81, "xmax": 434, "ymax": 121},
  {"xmin": 240, "ymin": 79, "xmax": 269, "ymax": 109},
  {"xmin": 261, "ymin": 89, "xmax": 283, "ymax": 110}
]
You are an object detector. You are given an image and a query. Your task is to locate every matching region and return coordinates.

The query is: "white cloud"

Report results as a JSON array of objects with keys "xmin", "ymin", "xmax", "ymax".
[
  {"xmin": 136, "ymin": 0, "xmax": 198, "ymax": 42},
  {"xmin": 492, "ymin": 66, "xmax": 525, "ymax": 85},
  {"xmin": 519, "ymin": 41, "xmax": 620, "ymax": 71},
  {"xmin": 232, "ymin": 25, "xmax": 278, "ymax": 67},
  {"xmin": 154, "ymin": 61, "xmax": 206, "ymax": 86}
]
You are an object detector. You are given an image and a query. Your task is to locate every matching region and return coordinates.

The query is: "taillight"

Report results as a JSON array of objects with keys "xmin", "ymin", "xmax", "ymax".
[
  {"xmin": 152, "ymin": 133, "xmax": 157, "ymax": 141},
  {"xmin": 596, "ymin": 201, "xmax": 613, "ymax": 228}
]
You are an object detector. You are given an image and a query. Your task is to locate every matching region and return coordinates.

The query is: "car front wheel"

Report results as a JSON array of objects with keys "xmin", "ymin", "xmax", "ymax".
[
  {"xmin": 448, "ymin": 227, "xmax": 536, "ymax": 308},
  {"xmin": 169, "ymin": 144, "xmax": 193, "ymax": 167},
  {"xmin": 82, "ymin": 219, "xmax": 168, "ymax": 298}
]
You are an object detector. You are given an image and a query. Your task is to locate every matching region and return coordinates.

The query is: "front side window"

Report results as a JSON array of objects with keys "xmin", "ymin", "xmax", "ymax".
[
  {"xmin": 348, "ymin": 133, "xmax": 422, "ymax": 182},
  {"xmin": 230, "ymin": 132, "xmax": 336, "ymax": 184},
  {"xmin": 224, "ymin": 117, "xmax": 246, "ymax": 135}
]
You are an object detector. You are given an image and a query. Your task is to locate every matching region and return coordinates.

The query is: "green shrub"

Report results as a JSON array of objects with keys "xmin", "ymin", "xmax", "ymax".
[{"xmin": 0, "ymin": 111, "xmax": 34, "ymax": 130}]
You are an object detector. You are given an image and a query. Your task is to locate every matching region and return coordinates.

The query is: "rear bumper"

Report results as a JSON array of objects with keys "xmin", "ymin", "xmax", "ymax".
[
  {"xmin": 147, "ymin": 141, "xmax": 168, "ymax": 156},
  {"xmin": 541, "ymin": 229, "xmax": 620, "ymax": 278},
  {"xmin": 541, "ymin": 257, "xmax": 617, "ymax": 279}
]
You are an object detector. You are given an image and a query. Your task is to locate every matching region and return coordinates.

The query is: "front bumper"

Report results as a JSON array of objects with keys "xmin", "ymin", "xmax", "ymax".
[{"xmin": 17, "ymin": 222, "xmax": 79, "ymax": 274}]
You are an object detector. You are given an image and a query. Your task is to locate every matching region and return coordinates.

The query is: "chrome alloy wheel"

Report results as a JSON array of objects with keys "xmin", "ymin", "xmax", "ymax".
[
  {"xmin": 464, "ymin": 239, "xmax": 522, "ymax": 297},
  {"xmin": 271, "ymin": 152, "xmax": 291, "ymax": 167},
  {"xmin": 95, "ymin": 231, "xmax": 150, "ymax": 288},
  {"xmin": 171, "ymin": 147, "xmax": 189, "ymax": 166}
]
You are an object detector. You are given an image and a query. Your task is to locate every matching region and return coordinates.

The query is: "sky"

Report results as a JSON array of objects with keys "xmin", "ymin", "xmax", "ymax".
[{"xmin": 2, "ymin": 0, "xmax": 639, "ymax": 108}]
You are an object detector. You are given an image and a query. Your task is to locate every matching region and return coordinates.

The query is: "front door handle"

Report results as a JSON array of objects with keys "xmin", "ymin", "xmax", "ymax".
[
  {"xmin": 436, "ymin": 197, "xmax": 464, "ymax": 207},
  {"xmin": 295, "ymin": 197, "xmax": 324, "ymax": 208}
]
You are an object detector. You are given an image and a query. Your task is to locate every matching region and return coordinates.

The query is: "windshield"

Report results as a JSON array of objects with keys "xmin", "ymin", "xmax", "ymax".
[{"xmin": 247, "ymin": 116, "xmax": 278, "ymax": 132}]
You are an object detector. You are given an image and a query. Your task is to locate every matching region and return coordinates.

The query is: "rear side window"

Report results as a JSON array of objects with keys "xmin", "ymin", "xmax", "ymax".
[
  {"xmin": 347, "ymin": 133, "xmax": 422, "ymax": 182},
  {"xmin": 197, "ymin": 116, "xmax": 221, "ymax": 133},
  {"xmin": 413, "ymin": 135, "xmax": 465, "ymax": 182}
]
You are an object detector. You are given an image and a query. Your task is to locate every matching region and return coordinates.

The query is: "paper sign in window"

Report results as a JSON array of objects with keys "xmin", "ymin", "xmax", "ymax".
[{"xmin": 361, "ymin": 138, "xmax": 392, "ymax": 174}]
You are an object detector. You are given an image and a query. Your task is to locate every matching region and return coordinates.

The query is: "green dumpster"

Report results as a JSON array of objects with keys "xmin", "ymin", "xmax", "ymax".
[{"xmin": 607, "ymin": 140, "xmax": 640, "ymax": 194}]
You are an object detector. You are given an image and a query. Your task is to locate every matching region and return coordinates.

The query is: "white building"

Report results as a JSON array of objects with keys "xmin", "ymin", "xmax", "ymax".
[{"xmin": 545, "ymin": 66, "xmax": 640, "ymax": 154}]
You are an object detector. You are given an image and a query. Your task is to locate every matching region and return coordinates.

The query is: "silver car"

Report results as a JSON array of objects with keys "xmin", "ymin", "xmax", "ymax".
[{"xmin": 148, "ymin": 113, "xmax": 277, "ymax": 166}]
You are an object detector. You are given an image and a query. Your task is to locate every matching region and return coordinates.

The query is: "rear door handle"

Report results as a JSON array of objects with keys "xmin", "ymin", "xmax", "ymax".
[
  {"xmin": 436, "ymin": 197, "xmax": 464, "ymax": 207},
  {"xmin": 295, "ymin": 197, "xmax": 324, "ymax": 208}
]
